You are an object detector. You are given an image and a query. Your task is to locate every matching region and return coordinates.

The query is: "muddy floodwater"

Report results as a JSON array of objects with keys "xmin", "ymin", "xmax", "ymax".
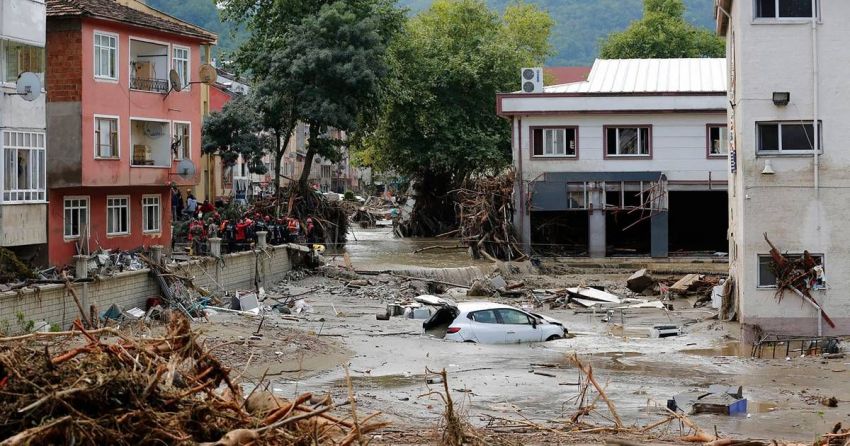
[{"xmin": 254, "ymin": 227, "xmax": 849, "ymax": 443}]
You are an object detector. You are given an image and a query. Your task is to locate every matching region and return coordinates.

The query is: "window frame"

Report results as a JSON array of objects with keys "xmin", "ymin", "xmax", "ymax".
[
  {"xmin": 1, "ymin": 38, "xmax": 46, "ymax": 85},
  {"xmin": 603, "ymin": 125, "xmax": 653, "ymax": 159},
  {"xmin": 142, "ymin": 194, "xmax": 161, "ymax": 234},
  {"xmin": 495, "ymin": 308, "xmax": 534, "ymax": 325},
  {"xmin": 706, "ymin": 124, "xmax": 729, "ymax": 159},
  {"xmin": 757, "ymin": 253, "xmax": 825, "ymax": 289},
  {"xmin": 530, "ymin": 126, "xmax": 579, "ymax": 159},
  {"xmin": 106, "ymin": 195, "xmax": 130, "ymax": 236},
  {"xmin": 2, "ymin": 130, "xmax": 47, "ymax": 203},
  {"xmin": 753, "ymin": 0, "xmax": 820, "ymax": 21},
  {"xmin": 93, "ymin": 31, "xmax": 119, "ymax": 81},
  {"xmin": 467, "ymin": 309, "xmax": 499, "ymax": 324},
  {"xmin": 171, "ymin": 45, "xmax": 190, "ymax": 91},
  {"xmin": 172, "ymin": 121, "xmax": 191, "ymax": 161},
  {"xmin": 63, "ymin": 196, "xmax": 90, "ymax": 240},
  {"xmin": 755, "ymin": 120, "xmax": 822, "ymax": 156},
  {"xmin": 94, "ymin": 115, "xmax": 120, "ymax": 159}
]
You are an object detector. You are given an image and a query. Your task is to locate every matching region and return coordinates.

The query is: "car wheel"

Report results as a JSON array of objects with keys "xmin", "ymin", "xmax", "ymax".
[{"xmin": 545, "ymin": 335, "xmax": 562, "ymax": 341}]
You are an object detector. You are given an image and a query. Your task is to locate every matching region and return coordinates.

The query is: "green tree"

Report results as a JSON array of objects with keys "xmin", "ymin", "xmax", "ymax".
[
  {"xmin": 356, "ymin": 0, "xmax": 552, "ymax": 234},
  {"xmin": 202, "ymin": 94, "xmax": 272, "ymax": 176},
  {"xmin": 221, "ymin": 0, "xmax": 403, "ymax": 191},
  {"xmin": 599, "ymin": 0, "xmax": 724, "ymax": 59}
]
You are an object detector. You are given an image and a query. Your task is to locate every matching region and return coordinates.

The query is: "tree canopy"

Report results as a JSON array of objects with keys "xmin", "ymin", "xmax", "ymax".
[
  {"xmin": 598, "ymin": 0, "xmax": 724, "ymax": 59},
  {"xmin": 357, "ymin": 0, "xmax": 553, "ymax": 183}
]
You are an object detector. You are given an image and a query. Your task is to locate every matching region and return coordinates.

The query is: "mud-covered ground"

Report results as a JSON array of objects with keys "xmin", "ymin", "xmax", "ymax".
[{"xmin": 197, "ymin": 229, "xmax": 849, "ymax": 445}]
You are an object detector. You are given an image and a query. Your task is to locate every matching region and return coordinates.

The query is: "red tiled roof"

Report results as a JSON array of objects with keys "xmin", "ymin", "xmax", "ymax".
[
  {"xmin": 545, "ymin": 67, "xmax": 592, "ymax": 85},
  {"xmin": 47, "ymin": 0, "xmax": 216, "ymax": 42}
]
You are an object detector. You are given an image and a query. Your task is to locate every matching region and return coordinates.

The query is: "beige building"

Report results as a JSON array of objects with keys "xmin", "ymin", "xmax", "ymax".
[{"xmin": 718, "ymin": 0, "xmax": 848, "ymax": 337}]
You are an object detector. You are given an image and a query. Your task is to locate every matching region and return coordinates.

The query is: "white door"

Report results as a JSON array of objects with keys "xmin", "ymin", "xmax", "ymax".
[
  {"xmin": 467, "ymin": 309, "xmax": 505, "ymax": 344},
  {"xmin": 497, "ymin": 309, "xmax": 542, "ymax": 343}
]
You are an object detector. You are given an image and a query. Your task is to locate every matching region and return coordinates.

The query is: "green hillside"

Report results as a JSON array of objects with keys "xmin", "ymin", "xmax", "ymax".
[{"xmin": 145, "ymin": 0, "xmax": 717, "ymax": 66}]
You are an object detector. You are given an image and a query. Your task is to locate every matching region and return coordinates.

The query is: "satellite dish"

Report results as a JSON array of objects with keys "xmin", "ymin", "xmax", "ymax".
[
  {"xmin": 198, "ymin": 64, "xmax": 217, "ymax": 85},
  {"xmin": 16, "ymin": 72, "xmax": 42, "ymax": 102},
  {"xmin": 143, "ymin": 121, "xmax": 165, "ymax": 139},
  {"xmin": 169, "ymin": 69, "xmax": 182, "ymax": 92},
  {"xmin": 177, "ymin": 159, "xmax": 196, "ymax": 180}
]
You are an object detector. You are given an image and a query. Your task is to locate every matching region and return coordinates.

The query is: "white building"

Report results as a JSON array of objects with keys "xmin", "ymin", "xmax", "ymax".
[
  {"xmin": 498, "ymin": 59, "xmax": 728, "ymax": 258},
  {"xmin": 0, "ymin": 0, "xmax": 47, "ymax": 258},
  {"xmin": 717, "ymin": 0, "xmax": 848, "ymax": 337}
]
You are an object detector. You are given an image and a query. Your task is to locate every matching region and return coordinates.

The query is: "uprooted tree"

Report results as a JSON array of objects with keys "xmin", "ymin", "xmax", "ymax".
[{"xmin": 354, "ymin": 0, "xmax": 554, "ymax": 238}]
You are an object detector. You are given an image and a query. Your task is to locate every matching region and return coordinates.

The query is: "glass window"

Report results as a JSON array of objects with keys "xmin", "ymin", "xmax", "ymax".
[
  {"xmin": 94, "ymin": 32, "xmax": 117, "ymax": 79},
  {"xmin": 64, "ymin": 197, "xmax": 89, "ymax": 239},
  {"xmin": 106, "ymin": 196, "xmax": 129, "ymax": 235},
  {"xmin": 756, "ymin": 0, "xmax": 816, "ymax": 18},
  {"xmin": 497, "ymin": 309, "xmax": 532, "ymax": 325},
  {"xmin": 758, "ymin": 254, "xmax": 824, "ymax": 288},
  {"xmin": 532, "ymin": 128, "xmax": 577, "ymax": 157},
  {"xmin": 173, "ymin": 122, "xmax": 190, "ymax": 160},
  {"xmin": 606, "ymin": 127, "xmax": 651, "ymax": 156},
  {"xmin": 172, "ymin": 46, "xmax": 189, "ymax": 88},
  {"xmin": 2, "ymin": 131, "xmax": 46, "ymax": 203},
  {"xmin": 469, "ymin": 310, "xmax": 498, "ymax": 324},
  {"xmin": 2, "ymin": 39, "xmax": 45, "ymax": 83},
  {"xmin": 708, "ymin": 125, "xmax": 729, "ymax": 156},
  {"xmin": 142, "ymin": 195, "xmax": 161, "ymax": 233},
  {"xmin": 757, "ymin": 122, "xmax": 820, "ymax": 153},
  {"xmin": 95, "ymin": 117, "xmax": 119, "ymax": 158}
]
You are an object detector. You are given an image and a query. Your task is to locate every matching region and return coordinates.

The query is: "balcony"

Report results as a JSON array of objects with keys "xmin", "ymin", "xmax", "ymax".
[
  {"xmin": 130, "ymin": 119, "xmax": 171, "ymax": 167},
  {"xmin": 129, "ymin": 39, "xmax": 168, "ymax": 94}
]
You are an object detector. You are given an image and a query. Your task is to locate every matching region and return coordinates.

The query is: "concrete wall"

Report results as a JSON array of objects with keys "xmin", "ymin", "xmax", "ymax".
[
  {"xmin": 0, "ymin": 204, "xmax": 46, "ymax": 246},
  {"xmin": 727, "ymin": 1, "xmax": 850, "ymax": 336},
  {"xmin": 0, "ymin": 244, "xmax": 297, "ymax": 332}
]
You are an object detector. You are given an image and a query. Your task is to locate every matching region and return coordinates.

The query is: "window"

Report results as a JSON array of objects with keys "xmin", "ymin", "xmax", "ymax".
[
  {"xmin": 1, "ymin": 39, "xmax": 45, "ymax": 83},
  {"xmin": 142, "ymin": 195, "xmax": 161, "ymax": 233},
  {"xmin": 106, "ymin": 196, "xmax": 129, "ymax": 235},
  {"xmin": 2, "ymin": 131, "xmax": 46, "ymax": 203},
  {"xmin": 757, "ymin": 121, "xmax": 821, "ymax": 154},
  {"xmin": 64, "ymin": 197, "xmax": 89, "ymax": 239},
  {"xmin": 321, "ymin": 165, "xmax": 332, "ymax": 179},
  {"xmin": 758, "ymin": 254, "xmax": 825, "ymax": 288},
  {"xmin": 708, "ymin": 125, "xmax": 729, "ymax": 157},
  {"xmin": 606, "ymin": 126, "xmax": 651, "ymax": 157},
  {"xmin": 496, "ymin": 309, "xmax": 532, "ymax": 325},
  {"xmin": 755, "ymin": 0, "xmax": 817, "ymax": 19},
  {"xmin": 94, "ymin": 32, "xmax": 118, "ymax": 80},
  {"xmin": 172, "ymin": 46, "xmax": 189, "ymax": 89},
  {"xmin": 95, "ymin": 116, "xmax": 119, "ymax": 158},
  {"xmin": 532, "ymin": 127, "xmax": 577, "ymax": 157},
  {"xmin": 469, "ymin": 310, "xmax": 498, "ymax": 324},
  {"xmin": 173, "ymin": 122, "xmax": 190, "ymax": 160}
]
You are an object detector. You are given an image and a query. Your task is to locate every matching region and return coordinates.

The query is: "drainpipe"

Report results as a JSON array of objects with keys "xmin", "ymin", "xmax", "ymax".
[{"xmin": 812, "ymin": 2, "xmax": 819, "ymax": 198}]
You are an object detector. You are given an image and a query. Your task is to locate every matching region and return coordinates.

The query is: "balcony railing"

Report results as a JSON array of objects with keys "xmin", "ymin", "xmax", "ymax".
[{"xmin": 130, "ymin": 77, "xmax": 169, "ymax": 93}]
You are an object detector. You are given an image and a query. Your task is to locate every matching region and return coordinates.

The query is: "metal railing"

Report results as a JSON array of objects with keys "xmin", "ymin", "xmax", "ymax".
[{"xmin": 130, "ymin": 77, "xmax": 169, "ymax": 93}]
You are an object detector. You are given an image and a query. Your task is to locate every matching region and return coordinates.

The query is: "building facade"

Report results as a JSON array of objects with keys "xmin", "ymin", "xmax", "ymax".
[
  {"xmin": 0, "ymin": 0, "xmax": 48, "ymax": 260},
  {"xmin": 498, "ymin": 59, "xmax": 728, "ymax": 258},
  {"xmin": 718, "ymin": 0, "xmax": 849, "ymax": 337},
  {"xmin": 45, "ymin": 0, "xmax": 215, "ymax": 266}
]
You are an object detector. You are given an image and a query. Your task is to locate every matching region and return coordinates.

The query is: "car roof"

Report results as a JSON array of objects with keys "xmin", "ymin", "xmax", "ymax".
[{"xmin": 456, "ymin": 302, "xmax": 518, "ymax": 313}]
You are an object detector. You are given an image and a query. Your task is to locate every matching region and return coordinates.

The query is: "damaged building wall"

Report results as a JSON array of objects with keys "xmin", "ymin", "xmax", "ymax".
[
  {"xmin": 724, "ymin": 0, "xmax": 850, "ymax": 338},
  {"xmin": 0, "ymin": 244, "xmax": 295, "ymax": 331}
]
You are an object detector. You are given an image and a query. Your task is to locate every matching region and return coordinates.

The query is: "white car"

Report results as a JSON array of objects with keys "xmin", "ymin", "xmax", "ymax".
[{"xmin": 421, "ymin": 300, "xmax": 567, "ymax": 344}]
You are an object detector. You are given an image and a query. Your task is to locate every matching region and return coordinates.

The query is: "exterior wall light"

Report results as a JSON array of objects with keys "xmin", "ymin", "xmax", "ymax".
[{"xmin": 772, "ymin": 92, "xmax": 790, "ymax": 106}]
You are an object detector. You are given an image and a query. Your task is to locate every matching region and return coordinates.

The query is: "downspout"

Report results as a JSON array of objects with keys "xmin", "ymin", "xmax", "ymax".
[{"xmin": 812, "ymin": 1, "xmax": 819, "ymax": 197}]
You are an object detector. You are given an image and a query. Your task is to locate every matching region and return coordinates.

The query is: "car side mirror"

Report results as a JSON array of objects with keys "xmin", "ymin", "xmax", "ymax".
[{"xmin": 531, "ymin": 320, "xmax": 537, "ymax": 329}]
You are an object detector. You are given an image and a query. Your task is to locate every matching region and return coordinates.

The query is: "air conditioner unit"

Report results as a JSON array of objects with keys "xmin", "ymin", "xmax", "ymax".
[{"xmin": 521, "ymin": 67, "xmax": 543, "ymax": 93}]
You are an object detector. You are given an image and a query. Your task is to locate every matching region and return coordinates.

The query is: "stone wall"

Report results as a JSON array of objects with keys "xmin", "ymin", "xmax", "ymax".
[{"xmin": 0, "ymin": 244, "xmax": 299, "ymax": 332}]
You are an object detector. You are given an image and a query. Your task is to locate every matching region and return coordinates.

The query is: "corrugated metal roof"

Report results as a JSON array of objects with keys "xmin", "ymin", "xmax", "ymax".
[{"xmin": 544, "ymin": 58, "xmax": 727, "ymax": 94}]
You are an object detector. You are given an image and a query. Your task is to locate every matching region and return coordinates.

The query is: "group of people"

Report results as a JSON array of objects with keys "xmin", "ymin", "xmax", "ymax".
[{"xmin": 171, "ymin": 186, "xmax": 215, "ymax": 221}]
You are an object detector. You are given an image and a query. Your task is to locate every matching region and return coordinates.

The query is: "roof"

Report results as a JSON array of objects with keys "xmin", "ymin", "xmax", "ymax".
[
  {"xmin": 47, "ymin": 0, "xmax": 216, "ymax": 42},
  {"xmin": 543, "ymin": 58, "xmax": 727, "ymax": 94},
  {"xmin": 545, "ymin": 67, "xmax": 592, "ymax": 85},
  {"xmin": 456, "ymin": 302, "xmax": 516, "ymax": 313}
]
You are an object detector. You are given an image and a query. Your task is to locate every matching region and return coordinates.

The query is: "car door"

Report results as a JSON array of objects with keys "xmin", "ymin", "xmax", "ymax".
[
  {"xmin": 496, "ymin": 309, "xmax": 542, "ymax": 343},
  {"xmin": 467, "ymin": 309, "xmax": 504, "ymax": 344}
]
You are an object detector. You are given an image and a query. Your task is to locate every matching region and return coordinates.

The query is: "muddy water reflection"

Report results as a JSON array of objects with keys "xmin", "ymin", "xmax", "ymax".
[{"xmin": 332, "ymin": 227, "xmax": 484, "ymax": 270}]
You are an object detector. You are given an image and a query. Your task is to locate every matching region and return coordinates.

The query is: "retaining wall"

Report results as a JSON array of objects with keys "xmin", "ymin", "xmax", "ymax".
[{"xmin": 0, "ymin": 244, "xmax": 300, "ymax": 332}]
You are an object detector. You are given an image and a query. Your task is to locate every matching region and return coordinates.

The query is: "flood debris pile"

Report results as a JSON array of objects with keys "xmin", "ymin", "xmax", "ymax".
[
  {"xmin": 456, "ymin": 170, "xmax": 526, "ymax": 262},
  {"xmin": 0, "ymin": 315, "xmax": 385, "ymax": 445},
  {"xmin": 0, "ymin": 247, "xmax": 35, "ymax": 284}
]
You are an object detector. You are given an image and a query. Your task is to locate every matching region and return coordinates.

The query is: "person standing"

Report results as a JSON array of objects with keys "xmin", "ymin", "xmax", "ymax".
[
  {"xmin": 185, "ymin": 191, "xmax": 198, "ymax": 218},
  {"xmin": 171, "ymin": 185, "xmax": 183, "ymax": 221}
]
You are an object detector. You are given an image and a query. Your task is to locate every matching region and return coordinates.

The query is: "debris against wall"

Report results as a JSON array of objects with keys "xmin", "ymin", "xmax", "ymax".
[{"xmin": 0, "ymin": 245, "xmax": 297, "ymax": 331}]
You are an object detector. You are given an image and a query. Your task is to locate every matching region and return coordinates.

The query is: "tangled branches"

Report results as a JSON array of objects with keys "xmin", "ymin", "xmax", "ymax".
[
  {"xmin": 0, "ymin": 315, "xmax": 384, "ymax": 445},
  {"xmin": 456, "ymin": 170, "xmax": 526, "ymax": 262}
]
